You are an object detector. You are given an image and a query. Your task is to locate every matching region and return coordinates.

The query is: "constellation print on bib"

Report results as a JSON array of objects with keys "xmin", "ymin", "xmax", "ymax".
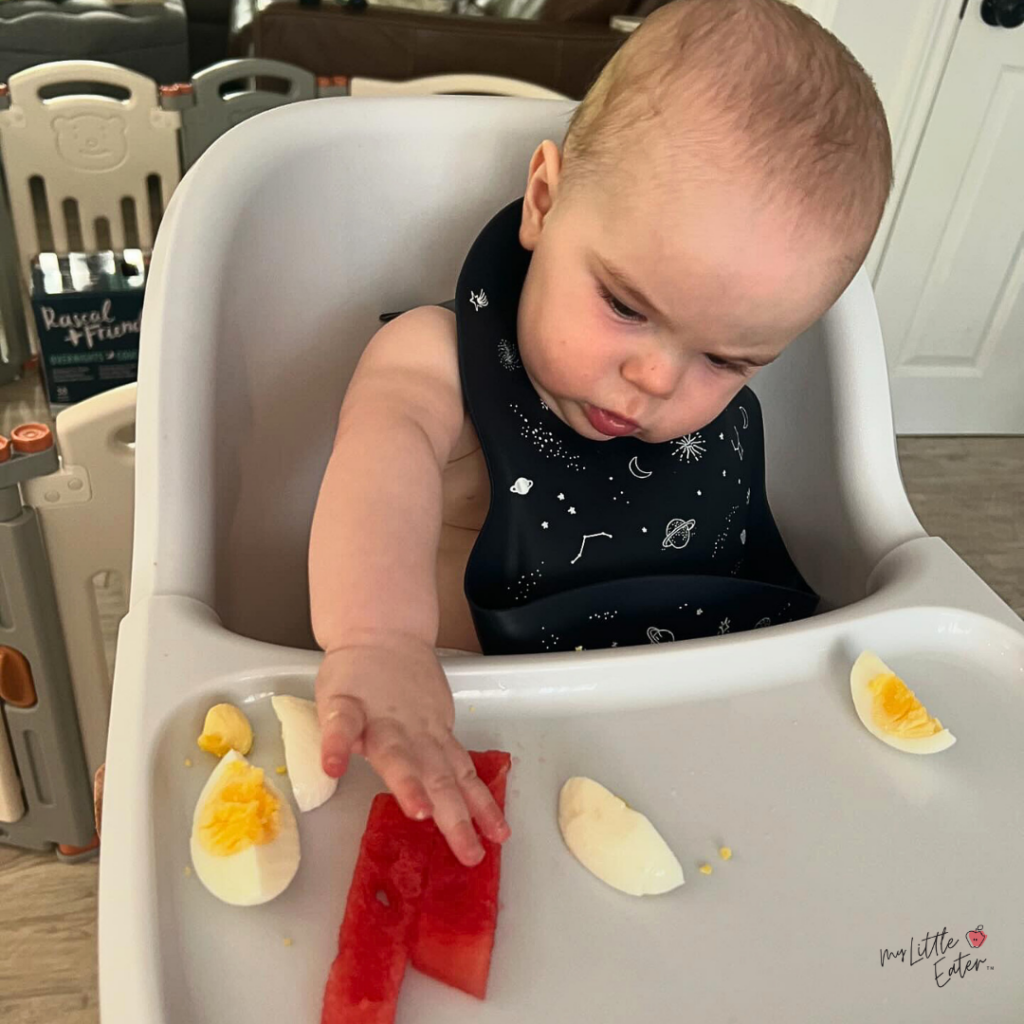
[
  {"xmin": 671, "ymin": 433, "xmax": 706, "ymax": 464},
  {"xmin": 718, "ymin": 618, "xmax": 731, "ymax": 635},
  {"xmin": 731, "ymin": 427, "xmax": 744, "ymax": 462},
  {"xmin": 539, "ymin": 625, "xmax": 562, "ymax": 652},
  {"xmin": 571, "ymin": 532, "xmax": 613, "ymax": 565},
  {"xmin": 511, "ymin": 403, "xmax": 585, "ymax": 471},
  {"xmin": 739, "ymin": 405, "xmax": 749, "ymax": 429},
  {"xmin": 507, "ymin": 566, "xmax": 543, "ymax": 603},
  {"xmin": 711, "ymin": 505, "xmax": 741, "ymax": 558},
  {"xmin": 469, "ymin": 289, "xmax": 489, "ymax": 312}
]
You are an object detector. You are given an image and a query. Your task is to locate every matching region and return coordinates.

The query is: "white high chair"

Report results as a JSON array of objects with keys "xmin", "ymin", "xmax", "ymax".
[{"xmin": 99, "ymin": 98, "xmax": 1024, "ymax": 1024}]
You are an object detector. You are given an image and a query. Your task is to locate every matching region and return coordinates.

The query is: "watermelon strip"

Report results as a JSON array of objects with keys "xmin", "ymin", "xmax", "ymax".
[
  {"xmin": 410, "ymin": 750, "xmax": 512, "ymax": 1000},
  {"xmin": 321, "ymin": 793, "xmax": 435, "ymax": 1024}
]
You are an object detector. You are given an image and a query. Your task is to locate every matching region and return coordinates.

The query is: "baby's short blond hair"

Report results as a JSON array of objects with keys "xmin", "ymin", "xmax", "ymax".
[{"xmin": 563, "ymin": 0, "xmax": 892, "ymax": 261}]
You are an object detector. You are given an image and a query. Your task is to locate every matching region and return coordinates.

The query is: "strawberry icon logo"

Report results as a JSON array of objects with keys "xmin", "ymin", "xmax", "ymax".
[{"xmin": 966, "ymin": 925, "xmax": 987, "ymax": 949}]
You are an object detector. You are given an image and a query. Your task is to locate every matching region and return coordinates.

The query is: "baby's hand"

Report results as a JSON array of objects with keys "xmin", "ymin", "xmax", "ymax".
[{"xmin": 315, "ymin": 638, "xmax": 510, "ymax": 867}]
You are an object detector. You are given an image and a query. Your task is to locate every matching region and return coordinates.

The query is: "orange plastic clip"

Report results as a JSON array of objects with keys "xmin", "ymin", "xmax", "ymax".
[
  {"xmin": 10, "ymin": 423, "xmax": 53, "ymax": 454},
  {"xmin": 0, "ymin": 646, "xmax": 37, "ymax": 708},
  {"xmin": 58, "ymin": 833, "xmax": 100, "ymax": 857}
]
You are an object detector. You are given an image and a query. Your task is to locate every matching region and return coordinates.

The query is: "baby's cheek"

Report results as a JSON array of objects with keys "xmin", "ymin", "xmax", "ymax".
[{"xmin": 666, "ymin": 380, "xmax": 741, "ymax": 437}]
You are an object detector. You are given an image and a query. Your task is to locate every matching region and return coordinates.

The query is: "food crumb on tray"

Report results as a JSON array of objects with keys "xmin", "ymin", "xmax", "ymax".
[
  {"xmin": 719, "ymin": 847, "xmax": 733, "ymax": 860},
  {"xmin": 699, "ymin": 863, "xmax": 713, "ymax": 876}
]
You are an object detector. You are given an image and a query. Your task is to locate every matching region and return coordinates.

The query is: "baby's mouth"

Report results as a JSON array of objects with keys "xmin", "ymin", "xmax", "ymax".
[{"xmin": 583, "ymin": 404, "xmax": 641, "ymax": 438}]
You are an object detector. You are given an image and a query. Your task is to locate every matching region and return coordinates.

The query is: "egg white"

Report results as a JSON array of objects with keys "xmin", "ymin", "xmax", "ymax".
[
  {"xmin": 850, "ymin": 651, "xmax": 956, "ymax": 755},
  {"xmin": 558, "ymin": 777, "xmax": 684, "ymax": 897},
  {"xmin": 271, "ymin": 695, "xmax": 339, "ymax": 813},
  {"xmin": 190, "ymin": 750, "xmax": 301, "ymax": 906}
]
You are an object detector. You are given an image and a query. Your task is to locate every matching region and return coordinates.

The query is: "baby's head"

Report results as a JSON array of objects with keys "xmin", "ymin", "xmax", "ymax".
[{"xmin": 516, "ymin": 0, "xmax": 892, "ymax": 443}]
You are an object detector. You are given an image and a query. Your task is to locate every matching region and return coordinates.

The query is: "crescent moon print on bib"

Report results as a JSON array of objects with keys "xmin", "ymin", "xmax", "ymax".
[{"xmin": 454, "ymin": 200, "xmax": 818, "ymax": 655}]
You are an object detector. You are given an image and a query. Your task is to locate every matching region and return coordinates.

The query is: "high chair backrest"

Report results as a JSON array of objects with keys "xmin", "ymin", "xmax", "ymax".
[
  {"xmin": 347, "ymin": 73, "xmax": 567, "ymax": 100},
  {"xmin": 0, "ymin": 61, "xmax": 181, "ymax": 275},
  {"xmin": 134, "ymin": 97, "xmax": 923, "ymax": 651}
]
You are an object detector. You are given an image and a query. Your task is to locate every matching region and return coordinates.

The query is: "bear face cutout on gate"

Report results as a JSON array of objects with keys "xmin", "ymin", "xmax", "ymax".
[{"xmin": 52, "ymin": 115, "xmax": 129, "ymax": 171}]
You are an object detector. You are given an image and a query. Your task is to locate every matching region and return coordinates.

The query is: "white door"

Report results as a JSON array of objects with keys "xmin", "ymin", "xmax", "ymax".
[{"xmin": 874, "ymin": 0, "xmax": 1024, "ymax": 434}]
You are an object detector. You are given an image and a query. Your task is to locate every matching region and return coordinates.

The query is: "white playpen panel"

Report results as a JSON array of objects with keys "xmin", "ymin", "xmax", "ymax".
[
  {"xmin": 0, "ymin": 61, "xmax": 180, "ymax": 276},
  {"xmin": 25, "ymin": 384, "xmax": 136, "ymax": 777}
]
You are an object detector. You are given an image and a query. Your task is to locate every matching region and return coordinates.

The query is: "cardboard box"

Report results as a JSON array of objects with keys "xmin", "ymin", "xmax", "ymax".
[{"xmin": 30, "ymin": 250, "xmax": 147, "ymax": 407}]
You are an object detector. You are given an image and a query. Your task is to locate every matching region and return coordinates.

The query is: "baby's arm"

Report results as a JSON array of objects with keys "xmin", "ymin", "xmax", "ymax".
[{"xmin": 309, "ymin": 306, "xmax": 508, "ymax": 866}]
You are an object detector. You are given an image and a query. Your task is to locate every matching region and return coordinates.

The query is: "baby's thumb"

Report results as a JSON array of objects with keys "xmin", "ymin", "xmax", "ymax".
[{"xmin": 317, "ymin": 693, "xmax": 366, "ymax": 778}]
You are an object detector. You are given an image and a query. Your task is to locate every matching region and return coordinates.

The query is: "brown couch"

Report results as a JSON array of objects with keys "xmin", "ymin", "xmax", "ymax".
[{"xmin": 231, "ymin": 1, "xmax": 640, "ymax": 99}]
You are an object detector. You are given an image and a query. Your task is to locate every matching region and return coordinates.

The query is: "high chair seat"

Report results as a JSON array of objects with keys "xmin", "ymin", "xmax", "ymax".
[{"xmin": 99, "ymin": 97, "xmax": 1024, "ymax": 1024}]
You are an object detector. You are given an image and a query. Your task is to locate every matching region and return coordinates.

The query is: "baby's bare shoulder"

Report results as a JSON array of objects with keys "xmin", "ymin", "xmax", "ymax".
[
  {"xmin": 356, "ymin": 304, "xmax": 457, "ymax": 379},
  {"xmin": 343, "ymin": 304, "xmax": 463, "ymax": 456}
]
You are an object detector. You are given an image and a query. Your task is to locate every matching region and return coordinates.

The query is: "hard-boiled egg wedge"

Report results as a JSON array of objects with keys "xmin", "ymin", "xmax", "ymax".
[
  {"xmin": 197, "ymin": 703, "xmax": 253, "ymax": 758},
  {"xmin": 190, "ymin": 750, "xmax": 300, "ymax": 906},
  {"xmin": 558, "ymin": 777, "xmax": 684, "ymax": 897},
  {"xmin": 271, "ymin": 695, "xmax": 338, "ymax": 812},
  {"xmin": 850, "ymin": 651, "xmax": 956, "ymax": 755}
]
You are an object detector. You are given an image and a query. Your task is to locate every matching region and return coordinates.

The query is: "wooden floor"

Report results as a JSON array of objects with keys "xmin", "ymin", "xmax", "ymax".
[{"xmin": 0, "ymin": 370, "xmax": 1021, "ymax": 1024}]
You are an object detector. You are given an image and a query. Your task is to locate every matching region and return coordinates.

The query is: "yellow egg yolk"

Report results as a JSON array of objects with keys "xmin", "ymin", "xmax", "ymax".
[
  {"xmin": 869, "ymin": 673, "xmax": 944, "ymax": 739},
  {"xmin": 197, "ymin": 703, "xmax": 253, "ymax": 758},
  {"xmin": 198, "ymin": 760, "xmax": 280, "ymax": 856}
]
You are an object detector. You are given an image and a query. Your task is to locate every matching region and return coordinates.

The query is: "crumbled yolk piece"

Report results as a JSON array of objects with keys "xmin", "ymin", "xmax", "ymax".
[
  {"xmin": 869, "ymin": 673, "xmax": 943, "ymax": 739},
  {"xmin": 719, "ymin": 847, "xmax": 732, "ymax": 861},
  {"xmin": 184, "ymin": 758, "xmax": 193, "ymax": 768},
  {"xmin": 198, "ymin": 760, "xmax": 280, "ymax": 856},
  {"xmin": 699, "ymin": 863, "xmax": 713, "ymax": 875},
  {"xmin": 197, "ymin": 703, "xmax": 254, "ymax": 757},
  {"xmin": 275, "ymin": 765, "xmax": 288, "ymax": 775},
  {"xmin": 283, "ymin": 938, "xmax": 293, "ymax": 947}
]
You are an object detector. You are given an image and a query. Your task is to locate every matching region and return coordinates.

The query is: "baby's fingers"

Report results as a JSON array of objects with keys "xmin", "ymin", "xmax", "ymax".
[
  {"xmin": 418, "ymin": 738, "xmax": 485, "ymax": 868},
  {"xmin": 444, "ymin": 737, "xmax": 511, "ymax": 845},
  {"xmin": 317, "ymin": 692, "xmax": 366, "ymax": 778},
  {"xmin": 365, "ymin": 720, "xmax": 433, "ymax": 822}
]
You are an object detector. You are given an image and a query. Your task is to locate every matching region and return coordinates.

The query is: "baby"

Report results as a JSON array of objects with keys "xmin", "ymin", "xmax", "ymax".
[{"xmin": 308, "ymin": 0, "xmax": 892, "ymax": 866}]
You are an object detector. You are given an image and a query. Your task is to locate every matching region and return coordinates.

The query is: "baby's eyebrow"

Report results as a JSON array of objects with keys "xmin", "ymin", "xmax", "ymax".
[{"xmin": 595, "ymin": 257, "xmax": 666, "ymax": 321}]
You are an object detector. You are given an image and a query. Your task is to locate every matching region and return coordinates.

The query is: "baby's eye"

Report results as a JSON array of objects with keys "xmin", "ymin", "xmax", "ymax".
[
  {"xmin": 599, "ymin": 284, "xmax": 646, "ymax": 323},
  {"xmin": 705, "ymin": 354, "xmax": 746, "ymax": 374}
]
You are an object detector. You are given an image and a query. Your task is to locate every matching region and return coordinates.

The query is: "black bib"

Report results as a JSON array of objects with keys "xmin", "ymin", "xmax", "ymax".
[{"xmin": 449, "ymin": 199, "xmax": 818, "ymax": 654}]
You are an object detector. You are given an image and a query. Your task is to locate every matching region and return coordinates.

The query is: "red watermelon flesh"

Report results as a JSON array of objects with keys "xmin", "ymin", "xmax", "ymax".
[
  {"xmin": 410, "ymin": 750, "xmax": 512, "ymax": 999},
  {"xmin": 321, "ymin": 793, "xmax": 435, "ymax": 1024}
]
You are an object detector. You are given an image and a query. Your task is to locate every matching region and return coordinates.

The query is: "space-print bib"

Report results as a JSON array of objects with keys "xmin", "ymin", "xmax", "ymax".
[{"xmin": 455, "ymin": 199, "xmax": 818, "ymax": 655}]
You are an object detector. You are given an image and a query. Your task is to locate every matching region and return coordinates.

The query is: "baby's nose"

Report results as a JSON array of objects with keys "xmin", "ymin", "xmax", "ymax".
[{"xmin": 620, "ymin": 350, "xmax": 683, "ymax": 400}]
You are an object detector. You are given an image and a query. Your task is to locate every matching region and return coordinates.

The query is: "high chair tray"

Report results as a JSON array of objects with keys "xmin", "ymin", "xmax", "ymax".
[{"xmin": 99, "ymin": 542, "xmax": 1024, "ymax": 1023}]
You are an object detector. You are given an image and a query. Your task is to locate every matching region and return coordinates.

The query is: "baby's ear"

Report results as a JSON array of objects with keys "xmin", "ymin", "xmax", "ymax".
[{"xmin": 520, "ymin": 140, "xmax": 562, "ymax": 252}]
